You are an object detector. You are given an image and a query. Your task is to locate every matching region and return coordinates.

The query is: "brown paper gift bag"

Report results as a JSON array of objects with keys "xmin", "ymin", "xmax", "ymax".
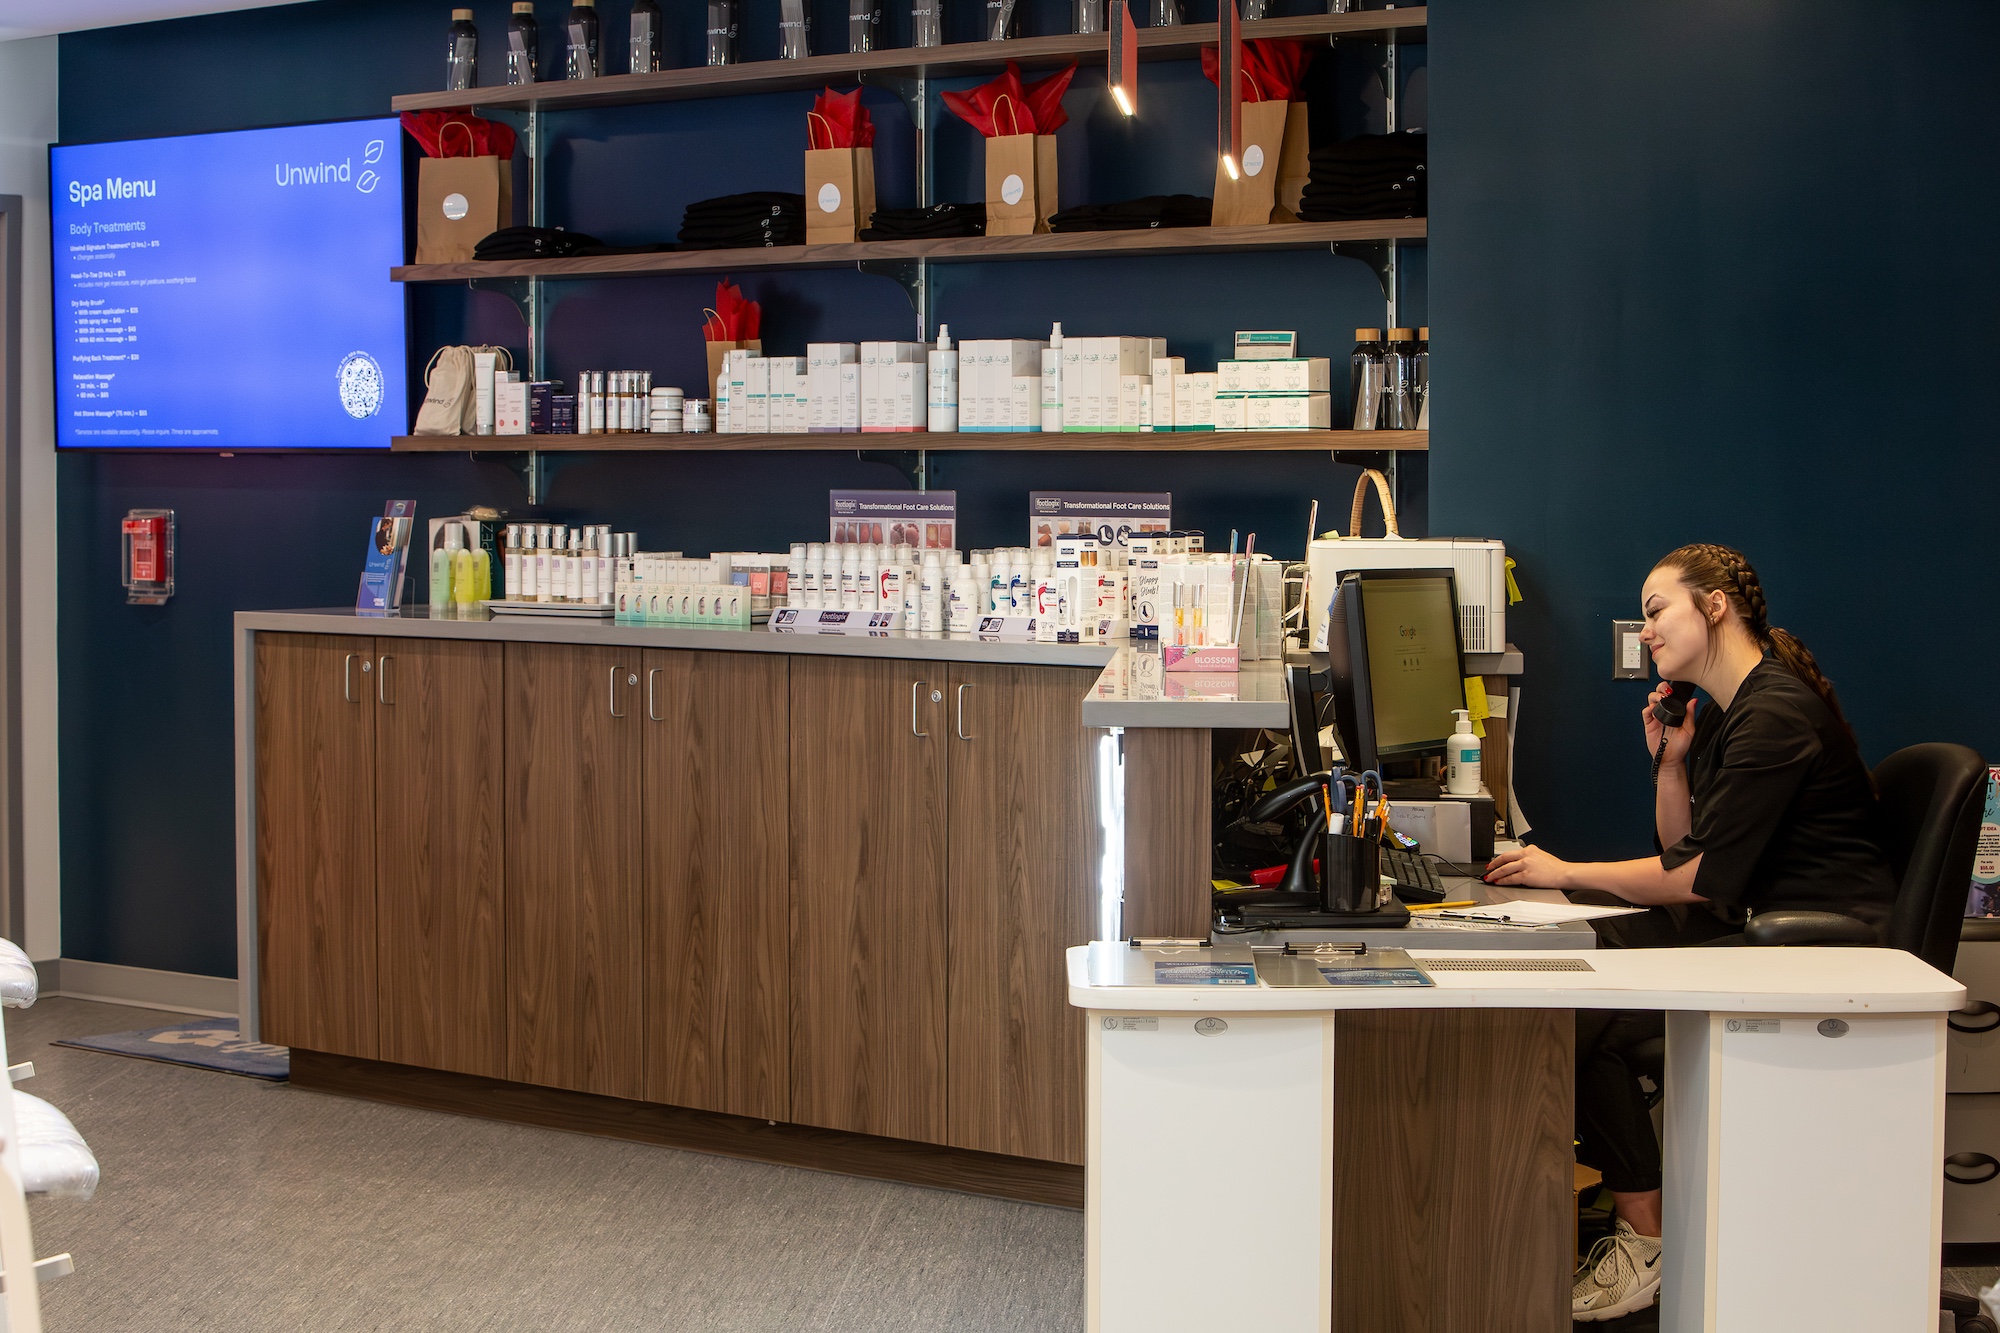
[
  {"xmin": 704, "ymin": 338, "xmax": 762, "ymax": 396},
  {"xmin": 986, "ymin": 132, "xmax": 1059, "ymax": 236},
  {"xmin": 1272, "ymin": 102, "xmax": 1312, "ymax": 222},
  {"xmin": 805, "ymin": 146, "xmax": 877, "ymax": 245},
  {"xmin": 1211, "ymin": 99, "xmax": 1293, "ymax": 227},
  {"xmin": 416, "ymin": 155, "xmax": 513, "ymax": 263}
]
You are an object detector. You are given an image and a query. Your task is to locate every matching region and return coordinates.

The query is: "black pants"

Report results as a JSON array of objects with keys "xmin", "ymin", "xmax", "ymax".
[{"xmin": 1573, "ymin": 904, "xmax": 1742, "ymax": 1194}]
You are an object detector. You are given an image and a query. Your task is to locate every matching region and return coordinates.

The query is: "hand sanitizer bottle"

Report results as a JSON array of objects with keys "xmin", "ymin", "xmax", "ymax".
[
  {"xmin": 1446, "ymin": 709, "xmax": 1482, "ymax": 795},
  {"xmin": 928, "ymin": 326, "xmax": 959, "ymax": 432}
]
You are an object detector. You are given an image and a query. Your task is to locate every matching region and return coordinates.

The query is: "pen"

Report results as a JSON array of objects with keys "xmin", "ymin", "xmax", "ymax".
[{"xmin": 1407, "ymin": 900, "xmax": 1479, "ymax": 912}]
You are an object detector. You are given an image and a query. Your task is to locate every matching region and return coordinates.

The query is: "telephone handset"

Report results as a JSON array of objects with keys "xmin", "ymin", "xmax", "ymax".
[{"xmin": 1652, "ymin": 680, "xmax": 1698, "ymax": 729}]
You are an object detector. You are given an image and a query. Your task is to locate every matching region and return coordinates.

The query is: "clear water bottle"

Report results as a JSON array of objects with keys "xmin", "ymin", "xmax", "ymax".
[
  {"xmin": 1349, "ymin": 328, "xmax": 1384, "ymax": 431},
  {"xmin": 911, "ymin": 0, "xmax": 943, "ymax": 46},
  {"xmin": 1151, "ymin": 0, "xmax": 1182, "ymax": 27},
  {"xmin": 630, "ymin": 0, "xmax": 662, "ymax": 74},
  {"xmin": 849, "ymin": 0, "xmax": 882, "ymax": 53},
  {"xmin": 1413, "ymin": 326, "xmax": 1430, "ymax": 430},
  {"xmin": 707, "ymin": 0, "xmax": 738, "ymax": 65},
  {"xmin": 779, "ymin": 0, "xmax": 811, "ymax": 59},
  {"xmin": 564, "ymin": 0, "xmax": 601, "ymax": 80},
  {"xmin": 445, "ymin": 8, "xmax": 479, "ymax": 91},
  {"xmin": 505, "ymin": 3, "xmax": 538, "ymax": 84},
  {"xmin": 1074, "ymin": 0, "xmax": 1104, "ymax": 34},
  {"xmin": 1381, "ymin": 328, "xmax": 1416, "ymax": 430},
  {"xmin": 987, "ymin": 0, "xmax": 1019, "ymax": 41}
]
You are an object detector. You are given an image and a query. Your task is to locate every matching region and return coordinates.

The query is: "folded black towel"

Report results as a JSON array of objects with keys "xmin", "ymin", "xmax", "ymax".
[
  {"xmin": 860, "ymin": 202, "xmax": 987, "ymax": 240},
  {"xmin": 678, "ymin": 192, "xmax": 808, "ymax": 247},
  {"xmin": 1307, "ymin": 132, "xmax": 1427, "ymax": 166},
  {"xmin": 1049, "ymin": 195, "xmax": 1213, "ymax": 232},
  {"xmin": 473, "ymin": 226, "xmax": 605, "ymax": 260}
]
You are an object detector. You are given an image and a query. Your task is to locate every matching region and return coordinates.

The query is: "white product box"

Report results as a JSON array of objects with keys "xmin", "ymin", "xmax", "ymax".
[
  {"xmin": 1149, "ymin": 356, "xmax": 1184, "ymax": 381},
  {"xmin": 807, "ymin": 343, "xmax": 858, "ymax": 433},
  {"xmin": 860, "ymin": 343, "xmax": 883, "ymax": 430},
  {"xmin": 838, "ymin": 362, "xmax": 861, "ymax": 430},
  {"xmin": 1217, "ymin": 357, "xmax": 1333, "ymax": 394},
  {"xmin": 727, "ymin": 349, "xmax": 753, "ymax": 433},
  {"xmin": 1172, "ymin": 372, "xmax": 1218, "ymax": 430},
  {"xmin": 1062, "ymin": 339, "xmax": 1090, "ymax": 428},
  {"xmin": 1139, "ymin": 382, "xmax": 1153, "ymax": 431},
  {"xmin": 888, "ymin": 354, "xmax": 928, "ymax": 431},
  {"xmin": 964, "ymin": 341, "xmax": 991, "ymax": 429},
  {"xmin": 1010, "ymin": 375, "xmax": 1041, "ymax": 429},
  {"xmin": 745, "ymin": 356, "xmax": 772, "ymax": 433},
  {"xmin": 771, "ymin": 356, "xmax": 807, "ymax": 433},
  {"xmin": 1214, "ymin": 392, "xmax": 1331, "ymax": 430},
  {"xmin": 494, "ymin": 379, "xmax": 528, "ymax": 435},
  {"xmin": 1117, "ymin": 375, "xmax": 1149, "ymax": 431},
  {"xmin": 1233, "ymin": 330, "xmax": 1297, "ymax": 360}
]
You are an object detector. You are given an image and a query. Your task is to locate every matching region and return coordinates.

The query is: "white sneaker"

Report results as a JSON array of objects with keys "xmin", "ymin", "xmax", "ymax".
[{"xmin": 1572, "ymin": 1219, "xmax": 1661, "ymax": 1322}]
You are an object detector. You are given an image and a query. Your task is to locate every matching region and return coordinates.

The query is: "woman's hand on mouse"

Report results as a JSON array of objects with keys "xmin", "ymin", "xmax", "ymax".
[
  {"xmin": 1484, "ymin": 844, "xmax": 1573, "ymax": 889},
  {"xmin": 1642, "ymin": 689, "xmax": 1698, "ymax": 768}
]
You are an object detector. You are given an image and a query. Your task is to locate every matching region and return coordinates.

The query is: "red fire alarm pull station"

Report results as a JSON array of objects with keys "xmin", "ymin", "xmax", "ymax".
[{"xmin": 122, "ymin": 509, "xmax": 175, "ymax": 605}]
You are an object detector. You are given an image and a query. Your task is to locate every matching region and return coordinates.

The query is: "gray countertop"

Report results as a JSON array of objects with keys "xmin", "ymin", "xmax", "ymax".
[{"xmin": 1080, "ymin": 647, "xmax": 1290, "ymax": 729}]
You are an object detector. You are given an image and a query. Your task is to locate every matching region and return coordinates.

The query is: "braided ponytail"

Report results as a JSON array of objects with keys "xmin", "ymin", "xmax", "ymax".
[{"xmin": 1654, "ymin": 543, "xmax": 1854, "ymax": 741}]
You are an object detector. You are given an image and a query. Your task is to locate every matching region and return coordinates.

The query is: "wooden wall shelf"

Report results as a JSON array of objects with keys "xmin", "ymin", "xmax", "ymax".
[
  {"xmin": 390, "ymin": 9, "xmax": 1427, "ymax": 114},
  {"xmin": 393, "ymin": 219, "xmax": 1427, "ymax": 283},
  {"xmin": 391, "ymin": 430, "xmax": 1427, "ymax": 454}
]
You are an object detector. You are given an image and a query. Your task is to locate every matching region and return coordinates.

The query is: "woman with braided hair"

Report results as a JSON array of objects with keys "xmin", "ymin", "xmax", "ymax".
[{"xmin": 1484, "ymin": 543, "xmax": 1896, "ymax": 1322}]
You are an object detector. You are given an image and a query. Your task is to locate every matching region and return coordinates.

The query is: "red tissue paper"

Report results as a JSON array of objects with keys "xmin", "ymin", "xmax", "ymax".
[
  {"xmin": 1200, "ymin": 38, "xmax": 1315, "ymax": 102},
  {"xmin": 399, "ymin": 110, "xmax": 518, "ymax": 159},
  {"xmin": 941, "ymin": 62, "xmax": 1077, "ymax": 138},
  {"xmin": 703, "ymin": 279, "xmax": 761, "ymax": 343},
  {"xmin": 808, "ymin": 87, "xmax": 877, "ymax": 149}
]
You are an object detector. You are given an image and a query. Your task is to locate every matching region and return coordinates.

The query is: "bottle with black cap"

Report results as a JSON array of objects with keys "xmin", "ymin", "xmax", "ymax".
[
  {"xmin": 505, "ymin": 3, "xmax": 539, "ymax": 84},
  {"xmin": 445, "ymin": 9, "xmax": 479, "ymax": 91},
  {"xmin": 1381, "ymin": 328, "xmax": 1416, "ymax": 430},
  {"xmin": 1413, "ymin": 326, "xmax": 1430, "ymax": 430},
  {"xmin": 707, "ymin": 0, "xmax": 738, "ymax": 64},
  {"xmin": 564, "ymin": 0, "xmax": 601, "ymax": 80}
]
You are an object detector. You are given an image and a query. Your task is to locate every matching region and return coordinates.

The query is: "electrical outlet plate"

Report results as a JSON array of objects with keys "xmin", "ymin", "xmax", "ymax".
[{"xmin": 1611, "ymin": 619, "xmax": 1647, "ymax": 679}]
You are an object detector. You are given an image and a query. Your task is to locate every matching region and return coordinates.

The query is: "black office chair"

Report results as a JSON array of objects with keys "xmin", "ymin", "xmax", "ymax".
[{"xmin": 1742, "ymin": 742, "xmax": 1986, "ymax": 971}]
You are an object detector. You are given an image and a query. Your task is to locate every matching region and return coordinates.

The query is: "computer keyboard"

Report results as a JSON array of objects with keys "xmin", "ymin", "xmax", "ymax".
[{"xmin": 1381, "ymin": 846, "xmax": 1447, "ymax": 902}]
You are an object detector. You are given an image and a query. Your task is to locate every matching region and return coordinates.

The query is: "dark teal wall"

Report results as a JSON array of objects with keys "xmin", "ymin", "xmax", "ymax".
[
  {"xmin": 1429, "ymin": 0, "xmax": 2000, "ymax": 858},
  {"xmin": 58, "ymin": 0, "xmax": 1416, "ymax": 976}
]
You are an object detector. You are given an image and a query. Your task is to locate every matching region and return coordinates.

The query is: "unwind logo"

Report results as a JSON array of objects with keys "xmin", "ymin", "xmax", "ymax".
[
  {"xmin": 67, "ymin": 177, "xmax": 155, "ymax": 207},
  {"xmin": 274, "ymin": 137, "xmax": 385, "ymax": 194}
]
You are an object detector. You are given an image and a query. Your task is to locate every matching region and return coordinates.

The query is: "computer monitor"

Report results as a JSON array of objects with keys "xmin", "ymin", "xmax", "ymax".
[
  {"xmin": 1323, "ymin": 568, "xmax": 1467, "ymax": 775},
  {"xmin": 1286, "ymin": 663, "xmax": 1325, "ymax": 778}
]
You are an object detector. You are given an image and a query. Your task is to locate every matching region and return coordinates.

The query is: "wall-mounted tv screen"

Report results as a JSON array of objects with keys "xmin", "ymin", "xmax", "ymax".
[{"xmin": 50, "ymin": 117, "xmax": 405, "ymax": 450}]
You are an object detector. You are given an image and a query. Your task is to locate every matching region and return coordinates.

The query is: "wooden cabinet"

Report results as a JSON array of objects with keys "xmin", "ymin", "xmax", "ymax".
[
  {"xmin": 374, "ymin": 638, "xmax": 506, "ymax": 1078},
  {"xmin": 640, "ymin": 649, "xmax": 790, "ymax": 1120},
  {"xmin": 504, "ymin": 642, "xmax": 645, "ymax": 1100},
  {"xmin": 788, "ymin": 656, "xmax": 949, "ymax": 1143},
  {"xmin": 255, "ymin": 633, "xmax": 379, "ymax": 1059},
  {"xmin": 944, "ymin": 663, "xmax": 1100, "ymax": 1165}
]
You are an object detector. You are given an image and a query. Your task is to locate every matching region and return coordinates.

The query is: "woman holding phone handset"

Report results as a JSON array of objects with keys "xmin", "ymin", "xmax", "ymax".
[{"xmin": 1484, "ymin": 544, "xmax": 1896, "ymax": 1323}]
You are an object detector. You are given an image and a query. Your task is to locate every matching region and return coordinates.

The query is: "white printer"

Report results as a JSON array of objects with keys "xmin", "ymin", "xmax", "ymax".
[{"xmin": 1306, "ymin": 536, "xmax": 1509, "ymax": 654}]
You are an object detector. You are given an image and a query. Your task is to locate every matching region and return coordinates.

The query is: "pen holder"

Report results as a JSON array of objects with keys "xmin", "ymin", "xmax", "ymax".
[{"xmin": 1322, "ymin": 830, "xmax": 1381, "ymax": 915}]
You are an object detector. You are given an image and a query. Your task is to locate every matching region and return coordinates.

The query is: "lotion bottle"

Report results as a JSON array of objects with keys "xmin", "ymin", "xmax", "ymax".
[
  {"xmin": 431, "ymin": 527, "xmax": 455, "ymax": 613},
  {"xmin": 450, "ymin": 524, "xmax": 478, "ymax": 612},
  {"xmin": 859, "ymin": 544, "xmax": 881, "ymax": 610},
  {"xmin": 789, "ymin": 543, "xmax": 807, "ymax": 607},
  {"xmin": 928, "ymin": 325, "xmax": 959, "ymax": 432},
  {"xmin": 1446, "ymin": 709, "xmax": 1483, "ymax": 795},
  {"xmin": 1041, "ymin": 322, "xmax": 1064, "ymax": 432},
  {"xmin": 918, "ymin": 550, "xmax": 944, "ymax": 631}
]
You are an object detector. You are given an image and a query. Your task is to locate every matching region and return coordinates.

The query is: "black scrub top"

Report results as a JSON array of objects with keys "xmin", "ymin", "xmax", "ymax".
[{"xmin": 1659, "ymin": 654, "xmax": 1898, "ymax": 925}]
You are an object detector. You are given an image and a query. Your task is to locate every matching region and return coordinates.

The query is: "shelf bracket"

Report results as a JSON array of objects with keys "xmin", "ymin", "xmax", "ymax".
[
  {"xmin": 471, "ymin": 448, "xmax": 553, "ymax": 506},
  {"xmin": 1327, "ymin": 239, "xmax": 1398, "ymax": 327},
  {"xmin": 857, "ymin": 448, "xmax": 929, "ymax": 491},
  {"xmin": 856, "ymin": 259, "xmax": 930, "ymax": 337}
]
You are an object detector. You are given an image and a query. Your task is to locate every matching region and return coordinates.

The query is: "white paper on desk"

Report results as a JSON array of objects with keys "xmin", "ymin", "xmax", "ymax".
[{"xmin": 1432, "ymin": 900, "xmax": 1646, "ymax": 926}]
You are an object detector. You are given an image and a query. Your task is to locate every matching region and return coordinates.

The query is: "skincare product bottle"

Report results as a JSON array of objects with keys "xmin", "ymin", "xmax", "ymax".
[
  {"xmin": 1446, "ymin": 709, "xmax": 1482, "ymax": 795},
  {"xmin": 451, "ymin": 524, "xmax": 479, "ymax": 611},
  {"xmin": 581, "ymin": 533, "xmax": 600, "ymax": 605},
  {"xmin": 473, "ymin": 532, "xmax": 492, "ymax": 603},
  {"xmin": 1349, "ymin": 328, "xmax": 1385, "ymax": 431},
  {"xmin": 1009, "ymin": 548, "xmax": 1031, "ymax": 611},
  {"xmin": 789, "ymin": 543, "xmax": 807, "ymax": 608},
  {"xmin": 1382, "ymin": 328, "xmax": 1416, "ymax": 430},
  {"xmin": 629, "ymin": 0, "xmax": 662, "ymax": 73},
  {"xmin": 474, "ymin": 351, "xmax": 499, "ymax": 435},
  {"xmin": 911, "ymin": 0, "xmax": 943, "ymax": 47},
  {"xmin": 550, "ymin": 525, "xmax": 570, "ymax": 602},
  {"xmin": 947, "ymin": 564, "xmax": 976, "ymax": 633},
  {"xmin": 839, "ymin": 545, "xmax": 860, "ymax": 610},
  {"xmin": 565, "ymin": 0, "xmax": 601, "ymax": 79},
  {"xmin": 446, "ymin": 9, "xmax": 480, "ymax": 92},
  {"xmin": 879, "ymin": 560, "xmax": 906, "ymax": 621},
  {"xmin": 1041, "ymin": 323, "xmax": 1064, "ymax": 432},
  {"xmin": 804, "ymin": 542, "xmax": 825, "ymax": 608},
  {"xmin": 899, "ymin": 560, "xmax": 920, "ymax": 628},
  {"xmin": 919, "ymin": 551, "xmax": 944, "ymax": 632},
  {"xmin": 859, "ymin": 545, "xmax": 881, "ymax": 610},
  {"xmin": 432, "ymin": 527, "xmax": 455, "ymax": 611},
  {"xmin": 1033, "ymin": 552, "xmax": 1057, "ymax": 639},
  {"xmin": 928, "ymin": 326, "xmax": 959, "ymax": 432},
  {"xmin": 502, "ymin": 525, "xmax": 520, "ymax": 600},
  {"xmin": 970, "ymin": 553, "xmax": 991, "ymax": 611},
  {"xmin": 988, "ymin": 549, "xmax": 1011, "ymax": 613},
  {"xmin": 506, "ymin": 2, "xmax": 539, "ymax": 84},
  {"xmin": 706, "ymin": 0, "xmax": 738, "ymax": 64}
]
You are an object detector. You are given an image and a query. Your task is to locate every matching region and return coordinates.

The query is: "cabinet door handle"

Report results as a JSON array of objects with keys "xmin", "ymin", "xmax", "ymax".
[
  {"xmin": 609, "ymin": 665, "xmax": 628, "ymax": 718},
  {"xmin": 646, "ymin": 667, "xmax": 663, "ymax": 722},
  {"xmin": 956, "ymin": 683, "xmax": 974, "ymax": 740},
  {"xmin": 377, "ymin": 655, "xmax": 394, "ymax": 705},
  {"xmin": 343, "ymin": 653, "xmax": 357, "ymax": 702},
  {"xmin": 911, "ymin": 680, "xmax": 929, "ymax": 737}
]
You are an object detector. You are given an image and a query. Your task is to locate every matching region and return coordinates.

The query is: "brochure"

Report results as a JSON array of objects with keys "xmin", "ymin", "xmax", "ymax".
[
  {"xmin": 830, "ymin": 489, "xmax": 957, "ymax": 549},
  {"xmin": 356, "ymin": 501, "xmax": 415, "ymax": 614},
  {"xmin": 1152, "ymin": 961, "xmax": 1256, "ymax": 986},
  {"xmin": 1029, "ymin": 491, "xmax": 1171, "ymax": 550}
]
